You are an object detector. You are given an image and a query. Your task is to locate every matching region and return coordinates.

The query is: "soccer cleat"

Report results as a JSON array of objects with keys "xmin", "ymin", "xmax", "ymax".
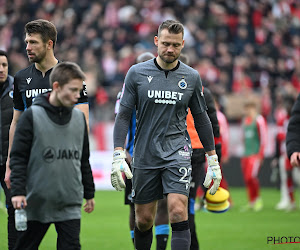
[
  {"xmin": 285, "ymin": 202, "xmax": 296, "ymax": 212},
  {"xmin": 253, "ymin": 198, "xmax": 263, "ymax": 212},
  {"xmin": 275, "ymin": 200, "xmax": 291, "ymax": 210},
  {"xmin": 240, "ymin": 203, "xmax": 252, "ymax": 212}
]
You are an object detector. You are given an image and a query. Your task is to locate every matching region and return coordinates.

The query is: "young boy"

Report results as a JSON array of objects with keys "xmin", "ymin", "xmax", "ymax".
[{"xmin": 10, "ymin": 62, "xmax": 95, "ymax": 249}]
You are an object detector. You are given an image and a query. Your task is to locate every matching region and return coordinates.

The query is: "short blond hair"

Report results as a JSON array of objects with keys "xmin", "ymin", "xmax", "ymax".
[{"xmin": 158, "ymin": 20, "xmax": 184, "ymax": 38}]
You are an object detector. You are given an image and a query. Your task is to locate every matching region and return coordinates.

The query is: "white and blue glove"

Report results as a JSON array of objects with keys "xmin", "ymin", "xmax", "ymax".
[
  {"xmin": 203, "ymin": 154, "xmax": 222, "ymax": 195},
  {"xmin": 111, "ymin": 150, "xmax": 133, "ymax": 191}
]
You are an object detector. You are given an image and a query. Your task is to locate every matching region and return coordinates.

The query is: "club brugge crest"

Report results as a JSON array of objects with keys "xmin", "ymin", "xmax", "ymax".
[{"xmin": 178, "ymin": 78, "xmax": 187, "ymax": 89}]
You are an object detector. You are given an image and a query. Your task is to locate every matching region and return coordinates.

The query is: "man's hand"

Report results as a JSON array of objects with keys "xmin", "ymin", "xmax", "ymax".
[
  {"xmin": 203, "ymin": 154, "xmax": 222, "ymax": 195},
  {"xmin": 84, "ymin": 198, "xmax": 95, "ymax": 213},
  {"xmin": 290, "ymin": 152, "xmax": 300, "ymax": 167},
  {"xmin": 11, "ymin": 196, "xmax": 27, "ymax": 209},
  {"xmin": 111, "ymin": 149, "xmax": 133, "ymax": 191},
  {"xmin": 4, "ymin": 159, "xmax": 11, "ymax": 189}
]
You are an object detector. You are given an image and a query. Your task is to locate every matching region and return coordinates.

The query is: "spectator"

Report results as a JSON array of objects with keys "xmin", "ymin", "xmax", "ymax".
[{"xmin": 1, "ymin": 0, "xmax": 300, "ymax": 124}]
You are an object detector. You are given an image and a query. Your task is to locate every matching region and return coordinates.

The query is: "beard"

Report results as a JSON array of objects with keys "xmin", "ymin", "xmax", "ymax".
[
  {"xmin": 28, "ymin": 50, "xmax": 47, "ymax": 63},
  {"xmin": 158, "ymin": 52, "xmax": 180, "ymax": 64}
]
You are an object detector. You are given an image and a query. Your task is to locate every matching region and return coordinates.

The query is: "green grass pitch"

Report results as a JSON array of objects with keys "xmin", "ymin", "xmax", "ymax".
[{"xmin": 1, "ymin": 188, "xmax": 299, "ymax": 250}]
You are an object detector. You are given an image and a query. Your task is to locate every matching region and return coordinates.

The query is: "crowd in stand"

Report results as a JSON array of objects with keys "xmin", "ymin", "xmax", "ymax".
[{"xmin": 1, "ymin": 0, "xmax": 300, "ymax": 124}]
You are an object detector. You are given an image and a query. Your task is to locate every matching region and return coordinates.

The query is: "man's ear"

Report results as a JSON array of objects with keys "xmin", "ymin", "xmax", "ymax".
[
  {"xmin": 52, "ymin": 81, "xmax": 60, "ymax": 91},
  {"xmin": 47, "ymin": 40, "xmax": 54, "ymax": 50}
]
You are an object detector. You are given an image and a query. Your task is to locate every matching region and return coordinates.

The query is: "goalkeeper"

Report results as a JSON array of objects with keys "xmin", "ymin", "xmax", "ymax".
[
  {"xmin": 115, "ymin": 52, "xmax": 170, "ymax": 250},
  {"xmin": 111, "ymin": 20, "xmax": 221, "ymax": 250}
]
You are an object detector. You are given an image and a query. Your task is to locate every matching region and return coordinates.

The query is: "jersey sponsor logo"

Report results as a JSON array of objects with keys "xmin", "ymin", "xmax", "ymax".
[
  {"xmin": 178, "ymin": 150, "xmax": 190, "ymax": 157},
  {"xmin": 57, "ymin": 149, "xmax": 80, "ymax": 160},
  {"xmin": 26, "ymin": 88, "xmax": 52, "ymax": 99},
  {"xmin": 147, "ymin": 76, "xmax": 153, "ymax": 83},
  {"xmin": 43, "ymin": 147, "xmax": 56, "ymax": 163},
  {"xmin": 178, "ymin": 78, "xmax": 187, "ymax": 89},
  {"xmin": 148, "ymin": 90, "xmax": 184, "ymax": 105},
  {"xmin": 43, "ymin": 147, "xmax": 80, "ymax": 163},
  {"xmin": 179, "ymin": 144, "xmax": 191, "ymax": 158},
  {"xmin": 26, "ymin": 77, "xmax": 32, "ymax": 84}
]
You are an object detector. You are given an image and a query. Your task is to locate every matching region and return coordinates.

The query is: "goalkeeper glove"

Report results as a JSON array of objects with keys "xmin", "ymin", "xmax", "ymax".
[
  {"xmin": 111, "ymin": 150, "xmax": 133, "ymax": 191},
  {"xmin": 203, "ymin": 154, "xmax": 222, "ymax": 195}
]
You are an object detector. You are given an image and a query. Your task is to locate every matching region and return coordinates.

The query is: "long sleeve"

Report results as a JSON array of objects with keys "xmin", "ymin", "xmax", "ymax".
[
  {"xmin": 81, "ymin": 119, "xmax": 95, "ymax": 199},
  {"xmin": 192, "ymin": 111, "xmax": 215, "ymax": 152},
  {"xmin": 113, "ymin": 104, "xmax": 133, "ymax": 148},
  {"xmin": 204, "ymin": 88, "xmax": 220, "ymax": 138},
  {"xmin": 10, "ymin": 109, "xmax": 33, "ymax": 196}
]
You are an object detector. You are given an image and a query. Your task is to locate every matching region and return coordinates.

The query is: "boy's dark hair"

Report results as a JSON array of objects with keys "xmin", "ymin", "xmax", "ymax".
[
  {"xmin": 25, "ymin": 19, "xmax": 57, "ymax": 48},
  {"xmin": 0, "ymin": 50, "xmax": 8, "ymax": 58},
  {"xmin": 50, "ymin": 62, "xmax": 86, "ymax": 88},
  {"xmin": 158, "ymin": 20, "xmax": 184, "ymax": 38},
  {"xmin": 136, "ymin": 52, "xmax": 155, "ymax": 64}
]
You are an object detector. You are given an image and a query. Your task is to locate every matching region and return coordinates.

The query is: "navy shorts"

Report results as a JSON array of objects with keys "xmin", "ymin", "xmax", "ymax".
[{"xmin": 131, "ymin": 165, "xmax": 192, "ymax": 204}]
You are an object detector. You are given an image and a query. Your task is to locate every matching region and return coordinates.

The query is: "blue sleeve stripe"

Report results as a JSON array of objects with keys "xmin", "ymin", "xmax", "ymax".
[
  {"xmin": 13, "ymin": 108, "xmax": 24, "ymax": 111},
  {"xmin": 189, "ymin": 198, "xmax": 195, "ymax": 215},
  {"xmin": 155, "ymin": 224, "xmax": 170, "ymax": 235},
  {"xmin": 130, "ymin": 230, "xmax": 134, "ymax": 239},
  {"xmin": 74, "ymin": 102, "xmax": 89, "ymax": 105},
  {"xmin": 21, "ymin": 92, "xmax": 27, "ymax": 110}
]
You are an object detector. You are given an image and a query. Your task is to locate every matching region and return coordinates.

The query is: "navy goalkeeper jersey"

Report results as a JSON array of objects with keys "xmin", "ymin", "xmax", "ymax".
[{"xmin": 13, "ymin": 63, "xmax": 88, "ymax": 111}]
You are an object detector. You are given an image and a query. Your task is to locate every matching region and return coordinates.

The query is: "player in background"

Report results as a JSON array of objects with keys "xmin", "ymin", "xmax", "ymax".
[
  {"xmin": 111, "ymin": 20, "xmax": 221, "ymax": 250},
  {"xmin": 5, "ymin": 19, "xmax": 89, "ymax": 189},
  {"xmin": 241, "ymin": 100, "xmax": 267, "ymax": 211},
  {"xmin": 182, "ymin": 54, "xmax": 221, "ymax": 250},
  {"xmin": 0, "ymin": 50, "xmax": 17, "ymax": 250},
  {"xmin": 115, "ymin": 52, "xmax": 170, "ymax": 250},
  {"xmin": 272, "ymin": 94, "xmax": 296, "ymax": 211}
]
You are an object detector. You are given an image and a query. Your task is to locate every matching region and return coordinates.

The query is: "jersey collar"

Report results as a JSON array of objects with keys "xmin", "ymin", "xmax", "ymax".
[
  {"xmin": 154, "ymin": 58, "xmax": 180, "ymax": 78},
  {"xmin": 154, "ymin": 58, "xmax": 180, "ymax": 72}
]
